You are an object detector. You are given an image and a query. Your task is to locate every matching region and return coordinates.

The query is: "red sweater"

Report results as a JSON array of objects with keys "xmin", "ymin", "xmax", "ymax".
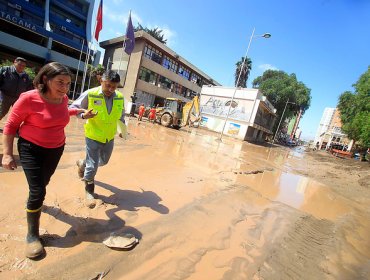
[{"xmin": 4, "ymin": 89, "xmax": 78, "ymax": 148}]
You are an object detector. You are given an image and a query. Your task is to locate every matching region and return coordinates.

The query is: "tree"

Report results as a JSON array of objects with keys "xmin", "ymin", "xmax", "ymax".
[
  {"xmin": 0, "ymin": 59, "xmax": 36, "ymax": 80},
  {"xmin": 87, "ymin": 64, "xmax": 105, "ymax": 88},
  {"xmin": 235, "ymin": 57, "xmax": 252, "ymax": 88},
  {"xmin": 134, "ymin": 24, "xmax": 167, "ymax": 44},
  {"xmin": 338, "ymin": 67, "xmax": 370, "ymax": 148},
  {"xmin": 252, "ymin": 70, "xmax": 311, "ymax": 133}
]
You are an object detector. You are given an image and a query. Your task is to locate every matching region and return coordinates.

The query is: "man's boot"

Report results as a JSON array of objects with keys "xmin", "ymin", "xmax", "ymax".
[
  {"xmin": 76, "ymin": 159, "xmax": 86, "ymax": 179},
  {"xmin": 85, "ymin": 181, "xmax": 96, "ymax": 208},
  {"xmin": 25, "ymin": 210, "xmax": 44, "ymax": 259}
]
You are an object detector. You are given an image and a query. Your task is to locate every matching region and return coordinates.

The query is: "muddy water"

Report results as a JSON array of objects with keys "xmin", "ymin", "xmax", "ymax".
[{"xmin": 0, "ymin": 118, "xmax": 369, "ymax": 280}]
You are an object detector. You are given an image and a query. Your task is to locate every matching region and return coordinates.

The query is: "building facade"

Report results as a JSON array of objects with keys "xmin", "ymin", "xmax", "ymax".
[
  {"xmin": 314, "ymin": 107, "xmax": 336, "ymax": 144},
  {"xmin": 199, "ymin": 86, "xmax": 276, "ymax": 142},
  {"xmin": 100, "ymin": 30, "xmax": 220, "ymax": 110},
  {"xmin": 315, "ymin": 108, "xmax": 353, "ymax": 150},
  {"xmin": 0, "ymin": 0, "xmax": 98, "ymax": 73}
]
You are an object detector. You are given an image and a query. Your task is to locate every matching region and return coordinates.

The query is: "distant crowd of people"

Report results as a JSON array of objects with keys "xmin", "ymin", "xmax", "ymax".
[{"xmin": 1, "ymin": 57, "xmax": 127, "ymax": 259}]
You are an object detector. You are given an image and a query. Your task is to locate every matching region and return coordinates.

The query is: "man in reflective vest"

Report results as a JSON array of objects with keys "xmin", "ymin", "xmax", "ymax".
[{"xmin": 70, "ymin": 70, "xmax": 126, "ymax": 207}]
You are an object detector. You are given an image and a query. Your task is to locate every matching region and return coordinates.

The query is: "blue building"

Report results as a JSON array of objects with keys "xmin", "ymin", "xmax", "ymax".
[{"xmin": 0, "ymin": 0, "xmax": 99, "ymax": 72}]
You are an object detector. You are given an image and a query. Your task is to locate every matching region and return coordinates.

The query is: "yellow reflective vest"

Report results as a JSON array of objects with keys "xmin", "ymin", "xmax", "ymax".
[{"xmin": 84, "ymin": 87, "xmax": 124, "ymax": 143}]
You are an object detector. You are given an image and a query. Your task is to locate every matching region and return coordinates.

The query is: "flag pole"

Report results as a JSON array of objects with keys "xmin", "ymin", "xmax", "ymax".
[
  {"xmin": 87, "ymin": 43, "xmax": 97, "ymax": 89},
  {"xmin": 80, "ymin": 41, "xmax": 91, "ymax": 94},
  {"xmin": 122, "ymin": 50, "xmax": 132, "ymax": 87},
  {"xmin": 72, "ymin": 38, "xmax": 85, "ymax": 100},
  {"xmin": 118, "ymin": 10, "xmax": 135, "ymax": 88},
  {"xmin": 118, "ymin": 10, "xmax": 131, "ymax": 75},
  {"xmin": 81, "ymin": 0, "xmax": 100, "ymax": 94},
  {"xmin": 117, "ymin": 39, "xmax": 125, "ymax": 74}
]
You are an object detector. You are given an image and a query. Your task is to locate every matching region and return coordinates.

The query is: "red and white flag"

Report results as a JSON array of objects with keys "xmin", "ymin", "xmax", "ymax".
[{"xmin": 94, "ymin": 0, "xmax": 103, "ymax": 41}]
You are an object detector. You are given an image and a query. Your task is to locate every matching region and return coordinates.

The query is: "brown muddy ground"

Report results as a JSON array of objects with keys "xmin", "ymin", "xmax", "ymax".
[{"xmin": 0, "ymin": 117, "xmax": 369, "ymax": 280}]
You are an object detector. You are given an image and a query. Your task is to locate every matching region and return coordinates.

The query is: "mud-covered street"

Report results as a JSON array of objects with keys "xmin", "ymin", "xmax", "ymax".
[{"xmin": 1, "ymin": 117, "xmax": 370, "ymax": 280}]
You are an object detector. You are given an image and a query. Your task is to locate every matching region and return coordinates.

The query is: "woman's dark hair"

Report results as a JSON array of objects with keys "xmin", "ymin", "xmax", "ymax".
[{"xmin": 33, "ymin": 62, "xmax": 72, "ymax": 94}]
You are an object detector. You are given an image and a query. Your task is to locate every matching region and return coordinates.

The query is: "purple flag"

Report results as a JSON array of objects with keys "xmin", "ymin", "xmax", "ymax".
[{"xmin": 124, "ymin": 12, "xmax": 135, "ymax": 55}]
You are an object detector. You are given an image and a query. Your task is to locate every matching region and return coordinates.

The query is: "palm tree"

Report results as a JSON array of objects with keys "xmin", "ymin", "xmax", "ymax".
[
  {"xmin": 134, "ymin": 24, "xmax": 167, "ymax": 44},
  {"xmin": 87, "ymin": 64, "xmax": 105, "ymax": 87},
  {"xmin": 235, "ymin": 57, "xmax": 252, "ymax": 88},
  {"xmin": 134, "ymin": 23, "xmax": 145, "ymax": 32}
]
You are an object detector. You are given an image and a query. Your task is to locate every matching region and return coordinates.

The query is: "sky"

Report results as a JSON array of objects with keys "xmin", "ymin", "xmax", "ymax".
[{"xmin": 93, "ymin": 0, "xmax": 370, "ymax": 140}]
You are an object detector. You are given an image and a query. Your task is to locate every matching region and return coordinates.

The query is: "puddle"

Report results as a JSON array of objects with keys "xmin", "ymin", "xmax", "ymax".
[
  {"xmin": 121, "ymin": 124, "xmax": 356, "ymax": 222},
  {"xmin": 288, "ymin": 146, "xmax": 306, "ymax": 158},
  {"xmin": 236, "ymin": 170, "xmax": 353, "ymax": 221}
]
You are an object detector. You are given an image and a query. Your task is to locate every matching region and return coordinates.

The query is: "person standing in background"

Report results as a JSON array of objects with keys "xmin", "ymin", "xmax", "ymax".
[
  {"xmin": 138, "ymin": 103, "xmax": 145, "ymax": 121},
  {"xmin": 148, "ymin": 106, "xmax": 157, "ymax": 123},
  {"xmin": 0, "ymin": 57, "xmax": 33, "ymax": 121}
]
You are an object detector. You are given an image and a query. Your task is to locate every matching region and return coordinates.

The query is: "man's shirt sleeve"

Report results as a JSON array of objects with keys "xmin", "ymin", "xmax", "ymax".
[{"xmin": 69, "ymin": 91, "xmax": 89, "ymax": 118}]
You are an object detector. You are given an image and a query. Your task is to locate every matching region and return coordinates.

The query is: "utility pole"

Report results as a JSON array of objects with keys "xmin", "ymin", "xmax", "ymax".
[{"xmin": 273, "ymin": 100, "xmax": 296, "ymax": 143}]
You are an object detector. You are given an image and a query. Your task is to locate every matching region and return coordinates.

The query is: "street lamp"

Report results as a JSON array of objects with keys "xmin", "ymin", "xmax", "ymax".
[
  {"xmin": 272, "ymin": 99, "xmax": 296, "ymax": 143},
  {"xmin": 219, "ymin": 27, "xmax": 271, "ymax": 141}
]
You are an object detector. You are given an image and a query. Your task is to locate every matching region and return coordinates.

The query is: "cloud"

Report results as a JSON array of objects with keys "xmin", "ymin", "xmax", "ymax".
[
  {"xmin": 258, "ymin": 64, "xmax": 278, "ymax": 71},
  {"xmin": 103, "ymin": 5, "xmax": 142, "ymax": 27},
  {"xmin": 161, "ymin": 27, "xmax": 176, "ymax": 47},
  {"xmin": 101, "ymin": 5, "xmax": 176, "ymax": 46}
]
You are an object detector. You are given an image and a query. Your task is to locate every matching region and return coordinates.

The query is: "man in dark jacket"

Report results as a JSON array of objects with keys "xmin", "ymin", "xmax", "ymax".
[{"xmin": 0, "ymin": 57, "xmax": 33, "ymax": 120}]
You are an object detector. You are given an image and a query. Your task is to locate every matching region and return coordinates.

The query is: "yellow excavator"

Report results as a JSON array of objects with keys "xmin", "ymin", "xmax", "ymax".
[{"xmin": 155, "ymin": 96, "xmax": 200, "ymax": 129}]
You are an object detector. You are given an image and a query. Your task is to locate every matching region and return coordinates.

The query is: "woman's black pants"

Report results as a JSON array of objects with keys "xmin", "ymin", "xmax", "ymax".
[{"xmin": 17, "ymin": 137, "xmax": 64, "ymax": 211}]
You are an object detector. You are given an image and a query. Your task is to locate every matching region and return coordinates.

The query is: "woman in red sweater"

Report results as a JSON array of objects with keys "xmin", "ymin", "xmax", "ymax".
[{"xmin": 1, "ymin": 62, "xmax": 94, "ymax": 259}]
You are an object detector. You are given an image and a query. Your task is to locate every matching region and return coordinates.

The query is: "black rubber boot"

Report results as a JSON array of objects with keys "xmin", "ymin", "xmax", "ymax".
[
  {"xmin": 25, "ymin": 210, "xmax": 44, "ymax": 259},
  {"xmin": 85, "ymin": 181, "xmax": 95, "ymax": 197}
]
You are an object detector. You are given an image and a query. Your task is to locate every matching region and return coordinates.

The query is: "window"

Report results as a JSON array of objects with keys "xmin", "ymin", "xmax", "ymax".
[
  {"xmin": 158, "ymin": 76, "xmax": 174, "ymax": 91},
  {"xmin": 174, "ymin": 83, "xmax": 183, "ymax": 95},
  {"xmin": 144, "ymin": 44, "xmax": 162, "ymax": 64},
  {"xmin": 178, "ymin": 65, "xmax": 190, "ymax": 80},
  {"xmin": 162, "ymin": 56, "xmax": 178, "ymax": 72},
  {"xmin": 181, "ymin": 86, "xmax": 188, "ymax": 97},
  {"xmin": 50, "ymin": 6, "xmax": 86, "ymax": 30},
  {"xmin": 66, "ymin": 0, "xmax": 85, "ymax": 13},
  {"xmin": 27, "ymin": 0, "xmax": 45, "ymax": 8},
  {"xmin": 139, "ymin": 67, "xmax": 158, "ymax": 85},
  {"xmin": 50, "ymin": 23, "xmax": 84, "ymax": 44},
  {"xmin": 23, "ymin": 11, "xmax": 43, "ymax": 26},
  {"xmin": 190, "ymin": 72, "xmax": 203, "ymax": 87},
  {"xmin": 175, "ymin": 85, "xmax": 194, "ymax": 99}
]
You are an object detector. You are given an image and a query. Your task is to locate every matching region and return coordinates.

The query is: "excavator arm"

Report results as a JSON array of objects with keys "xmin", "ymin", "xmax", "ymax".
[{"xmin": 181, "ymin": 95, "xmax": 200, "ymax": 127}]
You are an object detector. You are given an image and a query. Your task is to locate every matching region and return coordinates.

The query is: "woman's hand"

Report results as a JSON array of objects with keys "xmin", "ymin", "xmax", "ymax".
[
  {"xmin": 81, "ymin": 109, "xmax": 98, "ymax": 119},
  {"xmin": 2, "ymin": 154, "xmax": 17, "ymax": 170}
]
